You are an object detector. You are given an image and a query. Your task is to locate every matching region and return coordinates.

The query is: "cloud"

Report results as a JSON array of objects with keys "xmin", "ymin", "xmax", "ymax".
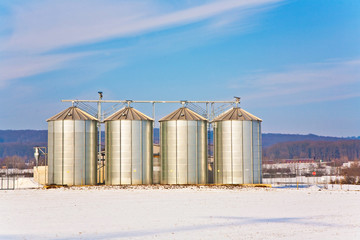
[
  {"xmin": 230, "ymin": 59, "xmax": 360, "ymax": 106},
  {"xmin": 2, "ymin": 0, "xmax": 282, "ymax": 53},
  {"xmin": 0, "ymin": 52, "xmax": 93, "ymax": 87},
  {"xmin": 0, "ymin": 0, "xmax": 284, "ymax": 85}
]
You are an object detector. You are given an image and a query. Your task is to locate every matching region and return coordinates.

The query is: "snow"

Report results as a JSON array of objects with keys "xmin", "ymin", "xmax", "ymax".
[
  {"xmin": 1, "ymin": 180, "xmax": 359, "ymax": 240},
  {"xmin": 15, "ymin": 177, "xmax": 41, "ymax": 189}
]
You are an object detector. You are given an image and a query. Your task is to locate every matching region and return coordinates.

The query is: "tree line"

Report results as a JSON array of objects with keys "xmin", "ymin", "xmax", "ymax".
[{"xmin": 263, "ymin": 139, "xmax": 360, "ymax": 163}]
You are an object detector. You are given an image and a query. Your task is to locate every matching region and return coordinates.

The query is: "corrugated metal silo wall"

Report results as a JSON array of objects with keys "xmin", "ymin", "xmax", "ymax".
[
  {"xmin": 214, "ymin": 120, "xmax": 262, "ymax": 184},
  {"xmin": 47, "ymin": 120, "xmax": 97, "ymax": 185},
  {"xmin": 160, "ymin": 120, "xmax": 207, "ymax": 184},
  {"xmin": 105, "ymin": 120, "xmax": 153, "ymax": 185}
]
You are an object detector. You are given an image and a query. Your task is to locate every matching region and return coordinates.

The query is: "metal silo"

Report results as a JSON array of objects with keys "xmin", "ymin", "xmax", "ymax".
[
  {"xmin": 47, "ymin": 107, "xmax": 98, "ymax": 185},
  {"xmin": 213, "ymin": 107, "xmax": 262, "ymax": 184},
  {"xmin": 104, "ymin": 107, "xmax": 153, "ymax": 185},
  {"xmin": 159, "ymin": 107, "xmax": 208, "ymax": 184}
]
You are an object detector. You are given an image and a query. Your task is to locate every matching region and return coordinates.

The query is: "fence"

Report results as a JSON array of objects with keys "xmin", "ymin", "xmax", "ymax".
[{"xmin": 0, "ymin": 176, "xmax": 16, "ymax": 190}]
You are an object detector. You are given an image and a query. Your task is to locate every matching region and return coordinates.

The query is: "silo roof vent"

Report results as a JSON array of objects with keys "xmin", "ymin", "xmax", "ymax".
[
  {"xmin": 47, "ymin": 107, "xmax": 98, "ymax": 121},
  {"xmin": 159, "ymin": 107, "xmax": 207, "ymax": 122},
  {"xmin": 104, "ymin": 107, "xmax": 153, "ymax": 121},
  {"xmin": 212, "ymin": 107, "xmax": 262, "ymax": 122}
]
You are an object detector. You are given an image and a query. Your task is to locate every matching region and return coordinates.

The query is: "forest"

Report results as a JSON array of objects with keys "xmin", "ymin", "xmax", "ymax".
[
  {"xmin": 263, "ymin": 140, "xmax": 360, "ymax": 162},
  {"xmin": 0, "ymin": 130, "xmax": 359, "ymax": 168}
]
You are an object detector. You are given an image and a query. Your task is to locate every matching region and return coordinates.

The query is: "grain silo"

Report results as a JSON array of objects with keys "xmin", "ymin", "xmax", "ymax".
[
  {"xmin": 47, "ymin": 107, "xmax": 98, "ymax": 185},
  {"xmin": 213, "ymin": 107, "xmax": 262, "ymax": 184},
  {"xmin": 159, "ymin": 107, "xmax": 208, "ymax": 184},
  {"xmin": 104, "ymin": 107, "xmax": 153, "ymax": 185}
]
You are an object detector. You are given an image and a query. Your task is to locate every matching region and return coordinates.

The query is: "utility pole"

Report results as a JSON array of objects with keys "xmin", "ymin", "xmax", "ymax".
[{"xmin": 97, "ymin": 92, "xmax": 103, "ymax": 166}]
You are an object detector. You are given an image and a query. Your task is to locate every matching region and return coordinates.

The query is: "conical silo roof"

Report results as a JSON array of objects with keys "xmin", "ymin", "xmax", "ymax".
[
  {"xmin": 104, "ymin": 107, "xmax": 153, "ymax": 121},
  {"xmin": 212, "ymin": 107, "xmax": 262, "ymax": 122},
  {"xmin": 159, "ymin": 107, "xmax": 207, "ymax": 122},
  {"xmin": 47, "ymin": 107, "xmax": 98, "ymax": 122}
]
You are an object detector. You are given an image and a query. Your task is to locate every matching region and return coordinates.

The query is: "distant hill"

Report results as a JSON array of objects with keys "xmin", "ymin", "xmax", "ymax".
[
  {"xmin": 0, "ymin": 142, "xmax": 46, "ymax": 159},
  {"xmin": 0, "ymin": 130, "xmax": 47, "ymax": 162},
  {"xmin": 0, "ymin": 130, "xmax": 358, "ymax": 161},
  {"xmin": 0, "ymin": 130, "xmax": 47, "ymax": 143},
  {"xmin": 263, "ymin": 139, "xmax": 360, "ymax": 162},
  {"xmin": 262, "ymin": 133, "xmax": 347, "ymax": 148},
  {"xmin": 166, "ymin": 132, "xmax": 349, "ymax": 148}
]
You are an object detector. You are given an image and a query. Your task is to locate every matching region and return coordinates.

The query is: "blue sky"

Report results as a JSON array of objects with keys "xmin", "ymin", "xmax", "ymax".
[{"xmin": 0, "ymin": 0, "xmax": 359, "ymax": 137}]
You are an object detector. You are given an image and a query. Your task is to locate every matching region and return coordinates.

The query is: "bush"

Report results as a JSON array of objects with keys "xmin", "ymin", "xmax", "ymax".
[{"xmin": 340, "ymin": 162, "xmax": 360, "ymax": 184}]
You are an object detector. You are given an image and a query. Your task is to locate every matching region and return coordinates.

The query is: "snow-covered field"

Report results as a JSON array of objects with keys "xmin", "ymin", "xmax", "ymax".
[{"xmin": 1, "ymin": 179, "xmax": 359, "ymax": 240}]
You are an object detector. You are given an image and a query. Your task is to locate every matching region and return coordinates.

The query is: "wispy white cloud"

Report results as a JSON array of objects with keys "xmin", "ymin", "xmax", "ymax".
[
  {"xmin": 0, "ymin": 52, "xmax": 92, "ymax": 87},
  {"xmin": 230, "ymin": 59, "xmax": 360, "ymax": 106},
  {"xmin": 2, "ymin": 0, "xmax": 282, "ymax": 52},
  {"xmin": 0, "ymin": 0, "xmax": 283, "ymax": 85}
]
